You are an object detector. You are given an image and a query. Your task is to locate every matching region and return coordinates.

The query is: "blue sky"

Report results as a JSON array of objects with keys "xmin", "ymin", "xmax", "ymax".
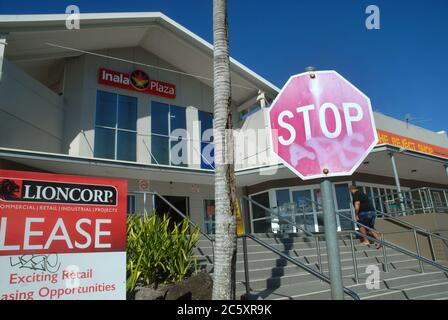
[{"xmin": 1, "ymin": 0, "xmax": 447, "ymax": 133}]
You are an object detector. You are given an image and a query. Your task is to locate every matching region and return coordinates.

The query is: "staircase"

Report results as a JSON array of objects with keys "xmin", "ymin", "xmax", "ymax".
[{"xmin": 193, "ymin": 233, "xmax": 448, "ymax": 300}]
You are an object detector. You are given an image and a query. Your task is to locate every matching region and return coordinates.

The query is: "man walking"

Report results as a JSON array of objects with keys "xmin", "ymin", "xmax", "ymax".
[{"xmin": 350, "ymin": 185, "xmax": 382, "ymax": 249}]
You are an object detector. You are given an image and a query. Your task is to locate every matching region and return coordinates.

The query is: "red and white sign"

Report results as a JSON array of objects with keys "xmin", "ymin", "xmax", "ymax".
[
  {"xmin": 99, "ymin": 68, "xmax": 176, "ymax": 99},
  {"xmin": 269, "ymin": 70, "xmax": 378, "ymax": 180},
  {"xmin": 0, "ymin": 170, "xmax": 127, "ymax": 300}
]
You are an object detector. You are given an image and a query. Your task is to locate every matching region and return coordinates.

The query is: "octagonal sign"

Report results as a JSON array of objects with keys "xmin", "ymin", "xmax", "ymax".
[{"xmin": 268, "ymin": 70, "xmax": 378, "ymax": 180}]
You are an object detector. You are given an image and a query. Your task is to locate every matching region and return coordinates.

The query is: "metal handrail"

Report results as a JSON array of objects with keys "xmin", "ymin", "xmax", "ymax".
[
  {"xmin": 244, "ymin": 233, "xmax": 360, "ymax": 300},
  {"xmin": 241, "ymin": 195, "xmax": 314, "ymax": 236},
  {"xmin": 335, "ymin": 212, "xmax": 448, "ymax": 273},
  {"xmin": 149, "ymin": 191, "xmax": 215, "ymax": 264},
  {"xmin": 377, "ymin": 209, "xmax": 448, "ymax": 244}
]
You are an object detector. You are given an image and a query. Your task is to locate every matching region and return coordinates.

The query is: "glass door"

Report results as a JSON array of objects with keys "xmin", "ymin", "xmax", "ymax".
[
  {"xmin": 291, "ymin": 189, "xmax": 317, "ymax": 233},
  {"xmin": 334, "ymin": 183, "xmax": 354, "ymax": 231}
]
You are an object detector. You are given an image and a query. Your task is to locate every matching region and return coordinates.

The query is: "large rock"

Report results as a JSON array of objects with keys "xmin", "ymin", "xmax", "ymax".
[
  {"xmin": 134, "ymin": 286, "xmax": 166, "ymax": 300},
  {"xmin": 164, "ymin": 271, "xmax": 213, "ymax": 300}
]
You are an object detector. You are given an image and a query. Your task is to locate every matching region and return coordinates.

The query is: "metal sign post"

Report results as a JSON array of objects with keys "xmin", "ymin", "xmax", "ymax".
[{"xmin": 320, "ymin": 177, "xmax": 344, "ymax": 300}]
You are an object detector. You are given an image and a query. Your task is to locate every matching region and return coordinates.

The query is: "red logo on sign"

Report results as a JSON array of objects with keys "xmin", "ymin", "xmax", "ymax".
[
  {"xmin": 98, "ymin": 68, "xmax": 176, "ymax": 99},
  {"xmin": 0, "ymin": 179, "xmax": 22, "ymax": 201}
]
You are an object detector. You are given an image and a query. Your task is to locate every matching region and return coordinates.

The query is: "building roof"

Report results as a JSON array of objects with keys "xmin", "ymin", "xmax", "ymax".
[{"xmin": 0, "ymin": 12, "xmax": 280, "ymax": 106}]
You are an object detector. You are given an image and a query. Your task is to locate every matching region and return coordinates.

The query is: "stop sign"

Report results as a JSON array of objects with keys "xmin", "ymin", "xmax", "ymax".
[{"xmin": 268, "ymin": 70, "xmax": 378, "ymax": 180}]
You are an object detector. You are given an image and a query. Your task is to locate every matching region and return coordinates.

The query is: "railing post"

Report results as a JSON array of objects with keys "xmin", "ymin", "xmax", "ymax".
[
  {"xmin": 381, "ymin": 233, "xmax": 389, "ymax": 272},
  {"xmin": 349, "ymin": 232, "xmax": 359, "ymax": 284},
  {"xmin": 413, "ymin": 229, "xmax": 424, "ymax": 273},
  {"xmin": 315, "ymin": 236, "xmax": 323, "ymax": 277},
  {"xmin": 428, "ymin": 234, "xmax": 437, "ymax": 261},
  {"xmin": 242, "ymin": 235, "xmax": 251, "ymax": 299}
]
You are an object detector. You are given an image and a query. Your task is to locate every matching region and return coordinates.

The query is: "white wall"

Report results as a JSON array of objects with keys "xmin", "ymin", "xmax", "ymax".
[
  {"xmin": 374, "ymin": 112, "xmax": 448, "ymax": 148},
  {"xmin": 63, "ymin": 47, "xmax": 214, "ymax": 168},
  {"xmin": 0, "ymin": 59, "xmax": 64, "ymax": 153}
]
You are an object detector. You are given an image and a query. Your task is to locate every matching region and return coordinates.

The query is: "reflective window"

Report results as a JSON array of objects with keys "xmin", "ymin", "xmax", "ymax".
[
  {"xmin": 151, "ymin": 135, "xmax": 169, "ymax": 165},
  {"xmin": 94, "ymin": 91, "xmax": 137, "ymax": 161},
  {"xmin": 204, "ymin": 199, "xmax": 215, "ymax": 234},
  {"xmin": 118, "ymin": 95, "xmax": 137, "ymax": 131},
  {"xmin": 127, "ymin": 195, "xmax": 136, "ymax": 214},
  {"xmin": 94, "ymin": 127, "xmax": 115, "ymax": 159},
  {"xmin": 199, "ymin": 111, "xmax": 214, "ymax": 169},
  {"xmin": 150, "ymin": 101, "xmax": 187, "ymax": 166},
  {"xmin": 117, "ymin": 131, "xmax": 137, "ymax": 162},
  {"xmin": 276, "ymin": 189, "xmax": 290, "ymax": 208},
  {"xmin": 151, "ymin": 102, "xmax": 169, "ymax": 135},
  {"xmin": 95, "ymin": 91, "xmax": 116, "ymax": 127},
  {"xmin": 335, "ymin": 184, "xmax": 351, "ymax": 210},
  {"xmin": 251, "ymin": 192, "xmax": 271, "ymax": 233}
]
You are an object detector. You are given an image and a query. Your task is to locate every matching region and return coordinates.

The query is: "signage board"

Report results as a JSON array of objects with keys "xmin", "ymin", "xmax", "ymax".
[
  {"xmin": 99, "ymin": 68, "xmax": 176, "ymax": 99},
  {"xmin": 0, "ymin": 170, "xmax": 127, "ymax": 300}
]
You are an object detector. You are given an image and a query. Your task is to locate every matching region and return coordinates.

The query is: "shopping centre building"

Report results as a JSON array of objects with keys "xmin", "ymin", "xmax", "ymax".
[{"xmin": 1, "ymin": 12, "xmax": 447, "ymax": 236}]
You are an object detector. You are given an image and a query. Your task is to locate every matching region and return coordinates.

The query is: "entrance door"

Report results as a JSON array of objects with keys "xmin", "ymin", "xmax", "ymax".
[
  {"xmin": 154, "ymin": 195, "xmax": 189, "ymax": 229},
  {"xmin": 291, "ymin": 189, "xmax": 318, "ymax": 233}
]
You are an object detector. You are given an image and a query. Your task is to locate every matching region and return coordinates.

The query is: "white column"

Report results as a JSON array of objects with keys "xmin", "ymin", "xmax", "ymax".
[{"xmin": 0, "ymin": 33, "xmax": 7, "ymax": 79}]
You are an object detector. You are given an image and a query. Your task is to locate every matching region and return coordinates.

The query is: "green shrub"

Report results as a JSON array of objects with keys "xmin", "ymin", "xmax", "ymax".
[{"xmin": 126, "ymin": 213, "xmax": 199, "ymax": 292}]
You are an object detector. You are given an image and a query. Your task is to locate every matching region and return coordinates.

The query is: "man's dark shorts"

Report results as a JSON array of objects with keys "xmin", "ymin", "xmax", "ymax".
[{"xmin": 358, "ymin": 211, "xmax": 376, "ymax": 229}]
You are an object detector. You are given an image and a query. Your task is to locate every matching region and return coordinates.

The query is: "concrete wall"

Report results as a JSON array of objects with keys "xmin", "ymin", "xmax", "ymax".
[{"xmin": 0, "ymin": 59, "xmax": 64, "ymax": 153}]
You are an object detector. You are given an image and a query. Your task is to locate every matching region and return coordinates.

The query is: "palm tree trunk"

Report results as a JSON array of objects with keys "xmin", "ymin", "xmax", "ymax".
[{"xmin": 212, "ymin": 0, "xmax": 237, "ymax": 300}]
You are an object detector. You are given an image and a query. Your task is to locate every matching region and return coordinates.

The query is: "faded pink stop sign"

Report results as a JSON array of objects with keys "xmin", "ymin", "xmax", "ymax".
[{"xmin": 269, "ymin": 70, "xmax": 378, "ymax": 180}]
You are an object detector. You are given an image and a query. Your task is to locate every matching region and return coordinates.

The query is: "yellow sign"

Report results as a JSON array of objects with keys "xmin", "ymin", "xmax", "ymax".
[{"xmin": 235, "ymin": 198, "xmax": 245, "ymax": 236}]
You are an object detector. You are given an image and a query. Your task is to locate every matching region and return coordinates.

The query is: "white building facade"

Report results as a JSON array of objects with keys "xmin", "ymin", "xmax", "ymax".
[{"xmin": 1, "ymin": 13, "xmax": 447, "ymax": 235}]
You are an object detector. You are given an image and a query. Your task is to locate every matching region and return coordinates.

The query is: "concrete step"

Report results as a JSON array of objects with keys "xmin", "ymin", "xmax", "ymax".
[
  {"xmin": 193, "ymin": 242, "xmax": 380, "ymax": 256},
  {"xmin": 235, "ymin": 257, "xmax": 428, "ymax": 292},
  {"xmin": 194, "ymin": 245, "xmax": 388, "ymax": 263},
  {"xmin": 362, "ymin": 278, "xmax": 448, "ymax": 300},
  {"xmin": 235, "ymin": 252, "xmax": 408, "ymax": 281},
  {"xmin": 238, "ymin": 269, "xmax": 448, "ymax": 300}
]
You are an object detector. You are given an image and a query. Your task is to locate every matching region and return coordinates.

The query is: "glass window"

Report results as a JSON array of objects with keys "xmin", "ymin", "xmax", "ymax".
[
  {"xmin": 151, "ymin": 135, "xmax": 169, "ymax": 165},
  {"xmin": 199, "ymin": 111, "xmax": 213, "ymax": 142},
  {"xmin": 95, "ymin": 91, "xmax": 117, "ymax": 127},
  {"xmin": 151, "ymin": 101, "xmax": 169, "ymax": 135},
  {"xmin": 170, "ymin": 105, "xmax": 186, "ymax": 133},
  {"xmin": 117, "ymin": 131, "xmax": 136, "ymax": 162},
  {"xmin": 292, "ymin": 190, "xmax": 313, "ymax": 212},
  {"xmin": 118, "ymin": 95, "xmax": 137, "ymax": 131},
  {"xmin": 335, "ymin": 184, "xmax": 351, "ymax": 210},
  {"xmin": 373, "ymin": 188, "xmax": 381, "ymax": 211},
  {"xmin": 94, "ymin": 91, "xmax": 137, "ymax": 161},
  {"xmin": 170, "ymin": 137, "xmax": 187, "ymax": 167},
  {"xmin": 251, "ymin": 192, "xmax": 272, "ymax": 233},
  {"xmin": 199, "ymin": 110, "xmax": 214, "ymax": 169},
  {"xmin": 150, "ymin": 101, "xmax": 187, "ymax": 166},
  {"xmin": 204, "ymin": 200, "xmax": 215, "ymax": 234},
  {"xmin": 94, "ymin": 127, "xmax": 115, "ymax": 159},
  {"xmin": 127, "ymin": 195, "xmax": 136, "ymax": 214},
  {"xmin": 201, "ymin": 142, "xmax": 214, "ymax": 170},
  {"xmin": 276, "ymin": 189, "xmax": 291, "ymax": 208}
]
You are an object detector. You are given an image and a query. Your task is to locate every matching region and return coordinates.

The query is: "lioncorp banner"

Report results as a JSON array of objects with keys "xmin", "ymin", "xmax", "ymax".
[{"xmin": 0, "ymin": 170, "xmax": 127, "ymax": 300}]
